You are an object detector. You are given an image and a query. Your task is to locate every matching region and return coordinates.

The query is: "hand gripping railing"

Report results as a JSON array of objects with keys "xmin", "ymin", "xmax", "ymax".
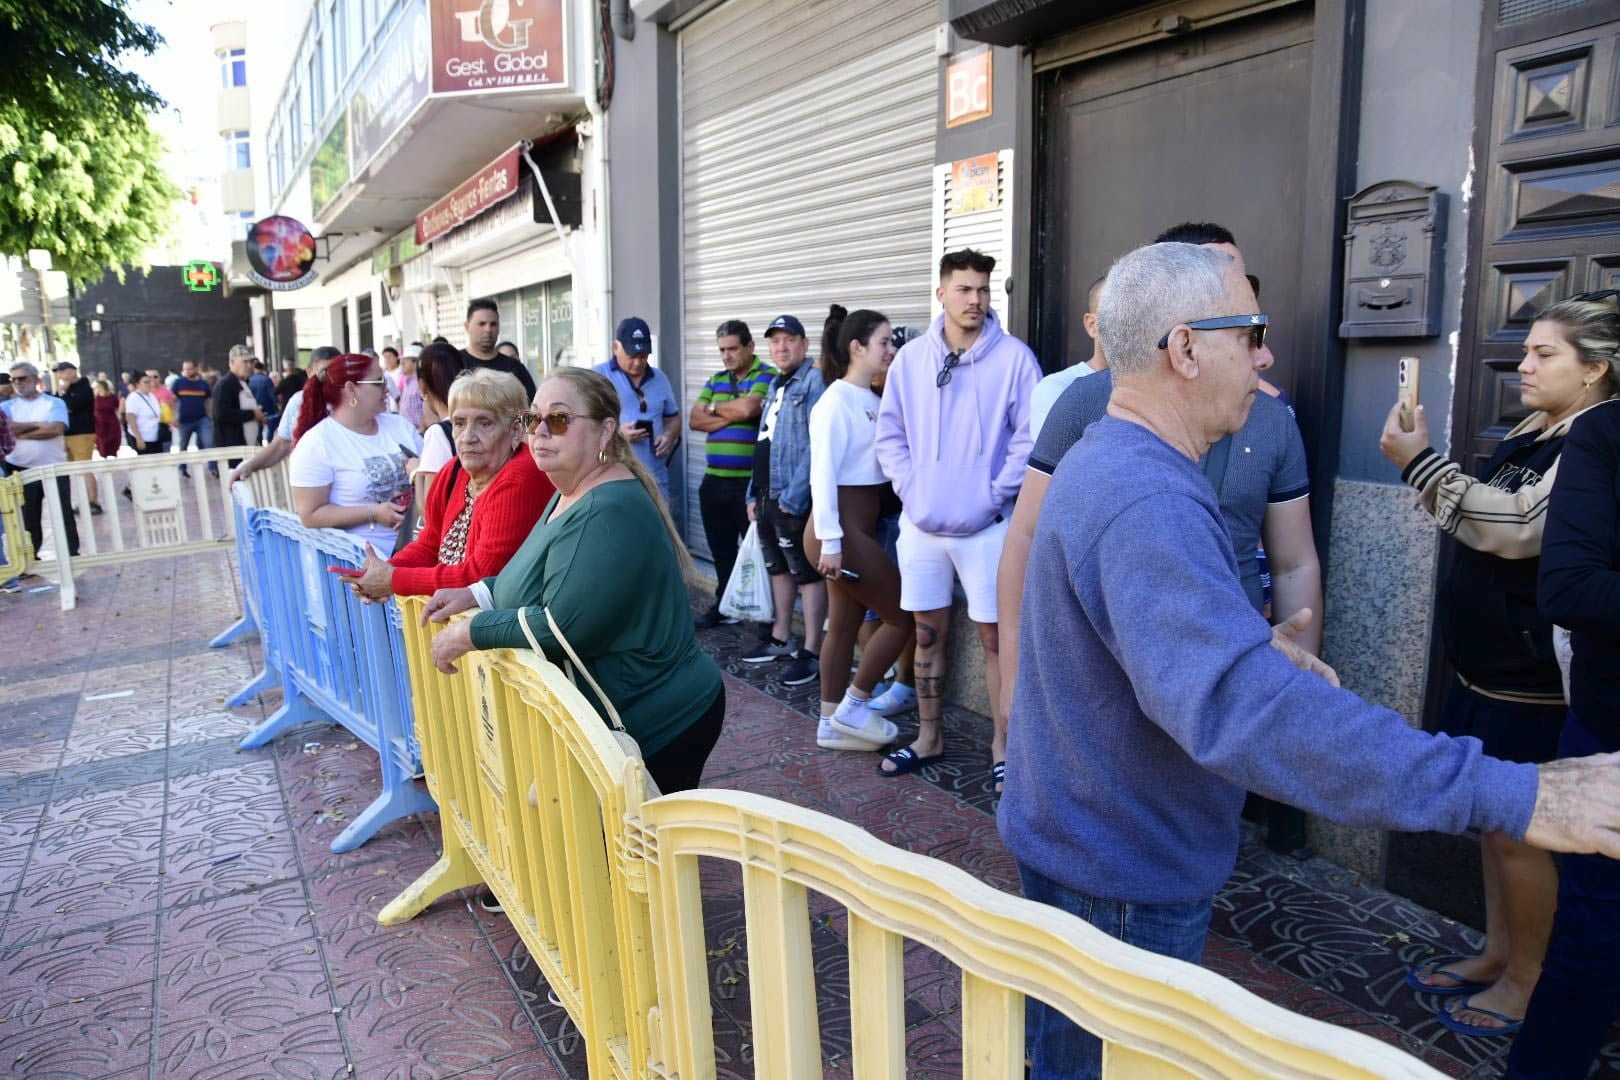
[
  {"xmin": 0, "ymin": 473, "xmax": 32, "ymax": 581},
  {"xmin": 239, "ymin": 508, "xmax": 435, "ymax": 852},
  {"xmin": 380, "ymin": 596, "xmax": 657, "ymax": 1080}
]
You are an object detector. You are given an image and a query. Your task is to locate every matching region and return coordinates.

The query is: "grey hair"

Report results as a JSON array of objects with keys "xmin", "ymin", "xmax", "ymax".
[
  {"xmin": 1097, "ymin": 243, "xmax": 1236, "ymax": 377},
  {"xmin": 8, "ymin": 361, "xmax": 38, "ymax": 378}
]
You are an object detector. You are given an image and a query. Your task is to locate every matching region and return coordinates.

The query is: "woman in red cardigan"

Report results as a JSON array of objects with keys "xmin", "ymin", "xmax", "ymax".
[{"xmin": 349, "ymin": 368, "xmax": 553, "ymax": 599}]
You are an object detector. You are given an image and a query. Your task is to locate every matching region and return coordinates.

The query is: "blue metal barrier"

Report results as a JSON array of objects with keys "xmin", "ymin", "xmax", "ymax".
[
  {"xmin": 240, "ymin": 507, "xmax": 435, "ymax": 851},
  {"xmin": 213, "ymin": 483, "xmax": 277, "ymax": 707}
]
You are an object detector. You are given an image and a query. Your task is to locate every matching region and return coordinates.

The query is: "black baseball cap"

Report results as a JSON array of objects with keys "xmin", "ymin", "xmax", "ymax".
[
  {"xmin": 51, "ymin": 361, "xmax": 77, "ymax": 372},
  {"xmin": 615, "ymin": 317, "xmax": 652, "ymax": 356},
  {"xmin": 765, "ymin": 314, "xmax": 805, "ymax": 338}
]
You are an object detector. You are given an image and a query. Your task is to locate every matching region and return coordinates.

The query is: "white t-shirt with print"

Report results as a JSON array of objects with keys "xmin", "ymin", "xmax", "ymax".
[{"xmin": 288, "ymin": 414, "xmax": 423, "ymax": 556}]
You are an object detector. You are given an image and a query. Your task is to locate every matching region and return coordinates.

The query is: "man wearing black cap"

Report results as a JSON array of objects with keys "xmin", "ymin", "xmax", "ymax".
[
  {"xmin": 53, "ymin": 361, "xmax": 101, "ymax": 513},
  {"xmin": 741, "ymin": 314, "xmax": 827, "ymax": 685},
  {"xmin": 595, "ymin": 317, "xmax": 680, "ymax": 501}
]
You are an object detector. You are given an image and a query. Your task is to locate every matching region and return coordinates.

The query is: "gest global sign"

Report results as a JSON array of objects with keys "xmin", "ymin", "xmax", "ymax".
[{"xmin": 431, "ymin": 0, "xmax": 567, "ymax": 96}]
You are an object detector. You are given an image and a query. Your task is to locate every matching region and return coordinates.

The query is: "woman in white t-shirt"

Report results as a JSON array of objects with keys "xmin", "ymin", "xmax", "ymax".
[
  {"xmin": 123, "ymin": 373, "xmax": 166, "ymax": 454},
  {"xmin": 289, "ymin": 353, "xmax": 423, "ymax": 557},
  {"xmin": 802, "ymin": 309, "xmax": 914, "ymax": 755}
]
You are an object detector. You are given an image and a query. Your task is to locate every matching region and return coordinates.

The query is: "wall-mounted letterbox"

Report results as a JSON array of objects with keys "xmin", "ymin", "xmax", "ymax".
[{"xmin": 1339, "ymin": 180, "xmax": 1447, "ymax": 339}]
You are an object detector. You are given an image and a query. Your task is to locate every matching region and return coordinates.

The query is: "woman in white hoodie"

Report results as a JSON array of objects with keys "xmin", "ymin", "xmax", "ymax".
[{"xmin": 804, "ymin": 308, "xmax": 914, "ymax": 753}]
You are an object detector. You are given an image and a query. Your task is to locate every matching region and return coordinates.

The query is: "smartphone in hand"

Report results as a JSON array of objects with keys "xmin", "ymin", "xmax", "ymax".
[
  {"xmin": 1398, "ymin": 356, "xmax": 1420, "ymax": 433},
  {"xmin": 327, "ymin": 565, "xmax": 364, "ymax": 578}
]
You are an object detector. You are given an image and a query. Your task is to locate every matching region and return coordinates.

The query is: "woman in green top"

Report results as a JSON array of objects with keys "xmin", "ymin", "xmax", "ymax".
[{"xmin": 423, "ymin": 367, "xmax": 726, "ymax": 794}]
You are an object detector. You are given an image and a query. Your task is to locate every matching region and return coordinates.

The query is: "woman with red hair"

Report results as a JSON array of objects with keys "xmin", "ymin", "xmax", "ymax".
[{"xmin": 289, "ymin": 353, "xmax": 422, "ymax": 557}]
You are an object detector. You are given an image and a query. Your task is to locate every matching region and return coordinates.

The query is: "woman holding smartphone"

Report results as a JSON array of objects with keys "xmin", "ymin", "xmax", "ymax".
[
  {"xmin": 1380, "ymin": 293, "xmax": 1618, "ymax": 1038},
  {"xmin": 803, "ymin": 307, "xmax": 912, "ymax": 759}
]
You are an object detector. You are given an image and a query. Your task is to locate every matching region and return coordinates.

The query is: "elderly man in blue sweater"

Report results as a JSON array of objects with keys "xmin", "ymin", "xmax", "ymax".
[{"xmin": 999, "ymin": 241, "xmax": 1620, "ymax": 1079}]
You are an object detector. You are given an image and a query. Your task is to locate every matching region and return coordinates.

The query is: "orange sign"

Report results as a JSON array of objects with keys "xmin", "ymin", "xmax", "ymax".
[
  {"xmin": 945, "ymin": 48, "xmax": 992, "ymax": 128},
  {"xmin": 951, "ymin": 154, "xmax": 1000, "ymax": 215}
]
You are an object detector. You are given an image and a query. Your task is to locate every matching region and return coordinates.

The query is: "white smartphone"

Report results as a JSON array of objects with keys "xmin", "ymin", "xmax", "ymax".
[{"xmin": 1398, "ymin": 356, "xmax": 1420, "ymax": 433}]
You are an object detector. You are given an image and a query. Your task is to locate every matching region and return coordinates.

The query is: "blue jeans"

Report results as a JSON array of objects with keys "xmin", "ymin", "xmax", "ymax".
[
  {"xmin": 1018, "ymin": 861, "xmax": 1212, "ymax": 1080},
  {"xmin": 1505, "ymin": 713, "xmax": 1620, "ymax": 1080},
  {"xmin": 176, "ymin": 417, "xmax": 211, "ymax": 451}
]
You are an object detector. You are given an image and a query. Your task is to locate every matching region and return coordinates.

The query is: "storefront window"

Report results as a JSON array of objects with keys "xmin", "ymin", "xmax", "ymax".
[
  {"xmin": 521, "ymin": 287, "xmax": 545, "ymax": 369},
  {"xmin": 547, "ymin": 279, "xmax": 574, "ymax": 368}
]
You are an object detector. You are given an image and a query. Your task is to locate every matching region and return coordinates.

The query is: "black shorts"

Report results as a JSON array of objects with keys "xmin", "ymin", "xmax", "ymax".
[
  {"xmin": 1440, "ymin": 679, "xmax": 1565, "ymax": 764},
  {"xmin": 756, "ymin": 496, "xmax": 819, "ymax": 586}
]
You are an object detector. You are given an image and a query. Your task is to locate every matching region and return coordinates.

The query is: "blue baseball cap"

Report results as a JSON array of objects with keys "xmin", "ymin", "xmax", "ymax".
[
  {"xmin": 615, "ymin": 316, "xmax": 652, "ymax": 355},
  {"xmin": 765, "ymin": 314, "xmax": 805, "ymax": 338}
]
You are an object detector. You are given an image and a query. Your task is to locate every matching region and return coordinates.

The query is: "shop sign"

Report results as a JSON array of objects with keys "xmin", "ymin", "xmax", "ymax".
[
  {"xmin": 245, "ymin": 216, "xmax": 319, "ymax": 292},
  {"xmin": 430, "ymin": 177, "xmax": 536, "ymax": 262},
  {"xmin": 310, "ymin": 113, "xmax": 350, "ymax": 217},
  {"xmin": 950, "ymin": 153, "xmax": 1000, "ymax": 215},
  {"xmin": 349, "ymin": 0, "xmax": 432, "ymax": 175},
  {"xmin": 430, "ymin": 0, "xmax": 567, "ymax": 97},
  {"xmin": 371, "ymin": 225, "xmax": 431, "ymax": 275},
  {"xmin": 416, "ymin": 145, "xmax": 524, "ymax": 245},
  {"xmin": 945, "ymin": 47, "xmax": 993, "ymax": 128}
]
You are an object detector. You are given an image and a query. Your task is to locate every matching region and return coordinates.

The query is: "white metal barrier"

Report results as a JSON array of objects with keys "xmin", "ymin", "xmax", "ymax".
[{"xmin": 17, "ymin": 448, "xmax": 291, "ymax": 610}]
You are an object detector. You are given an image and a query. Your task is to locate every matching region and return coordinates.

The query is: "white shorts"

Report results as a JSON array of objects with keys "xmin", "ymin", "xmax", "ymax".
[{"xmin": 897, "ymin": 515, "xmax": 1008, "ymax": 623}]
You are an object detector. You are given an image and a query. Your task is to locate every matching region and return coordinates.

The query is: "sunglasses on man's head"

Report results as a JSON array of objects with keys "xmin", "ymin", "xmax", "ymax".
[
  {"xmin": 518, "ymin": 411, "xmax": 580, "ymax": 435},
  {"xmin": 1157, "ymin": 313, "xmax": 1269, "ymax": 352}
]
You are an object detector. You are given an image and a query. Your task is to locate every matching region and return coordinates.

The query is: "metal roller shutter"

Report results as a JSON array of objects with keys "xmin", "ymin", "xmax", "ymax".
[
  {"xmin": 678, "ymin": 0, "xmax": 937, "ymax": 557},
  {"xmin": 932, "ymin": 150, "xmax": 1015, "ymax": 322},
  {"xmin": 433, "ymin": 283, "xmax": 466, "ymax": 347}
]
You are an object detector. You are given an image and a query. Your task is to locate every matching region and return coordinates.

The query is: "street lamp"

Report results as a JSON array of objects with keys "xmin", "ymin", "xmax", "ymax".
[{"xmin": 25, "ymin": 249, "xmax": 53, "ymax": 367}]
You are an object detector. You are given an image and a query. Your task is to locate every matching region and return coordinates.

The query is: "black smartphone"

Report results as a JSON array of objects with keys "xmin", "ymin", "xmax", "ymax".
[{"xmin": 633, "ymin": 419, "xmax": 654, "ymax": 435}]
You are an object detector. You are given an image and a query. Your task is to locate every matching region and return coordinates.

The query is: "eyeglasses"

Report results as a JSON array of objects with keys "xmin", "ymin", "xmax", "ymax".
[
  {"xmin": 1572, "ymin": 288, "xmax": 1620, "ymax": 304},
  {"xmin": 1157, "ymin": 313, "xmax": 1269, "ymax": 352},
  {"xmin": 353, "ymin": 378, "xmax": 388, "ymax": 387},
  {"xmin": 935, "ymin": 350, "xmax": 963, "ymax": 389},
  {"xmin": 518, "ymin": 411, "xmax": 580, "ymax": 435}
]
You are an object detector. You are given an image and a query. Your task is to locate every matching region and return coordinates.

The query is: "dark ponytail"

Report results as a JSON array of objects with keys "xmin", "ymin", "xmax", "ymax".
[{"xmin": 820, "ymin": 306, "xmax": 888, "ymax": 383}]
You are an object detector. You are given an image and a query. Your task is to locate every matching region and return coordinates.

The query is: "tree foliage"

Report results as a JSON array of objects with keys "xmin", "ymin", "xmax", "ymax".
[
  {"xmin": 0, "ymin": 0, "xmax": 164, "ymax": 125},
  {"xmin": 0, "ymin": 100, "xmax": 179, "ymax": 286}
]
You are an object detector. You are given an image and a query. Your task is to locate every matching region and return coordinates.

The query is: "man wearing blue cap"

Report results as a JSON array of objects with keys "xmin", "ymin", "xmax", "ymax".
[
  {"xmin": 741, "ymin": 314, "xmax": 827, "ymax": 685},
  {"xmin": 596, "ymin": 317, "xmax": 681, "ymax": 501}
]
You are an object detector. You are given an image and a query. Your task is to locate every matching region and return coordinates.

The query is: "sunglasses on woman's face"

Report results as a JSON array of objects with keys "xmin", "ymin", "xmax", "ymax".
[{"xmin": 518, "ymin": 411, "xmax": 580, "ymax": 435}]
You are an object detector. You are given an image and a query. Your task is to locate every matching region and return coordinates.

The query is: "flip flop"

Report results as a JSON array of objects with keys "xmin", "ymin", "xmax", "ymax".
[
  {"xmin": 1437, "ymin": 995, "xmax": 1523, "ymax": 1037},
  {"xmin": 1404, "ymin": 959, "xmax": 1488, "ymax": 997},
  {"xmin": 877, "ymin": 746, "xmax": 945, "ymax": 778},
  {"xmin": 991, "ymin": 760, "xmax": 1006, "ymax": 796}
]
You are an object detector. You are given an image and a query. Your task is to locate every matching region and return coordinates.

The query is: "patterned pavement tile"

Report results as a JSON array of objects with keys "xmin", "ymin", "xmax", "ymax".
[
  {"xmin": 0, "ymin": 691, "xmax": 78, "ymax": 749},
  {"xmin": 156, "ymin": 936, "xmax": 332, "ymax": 1037},
  {"xmin": 337, "ymin": 965, "xmax": 543, "ymax": 1071},
  {"xmin": 0, "ymin": 914, "xmax": 157, "ymax": 1022},
  {"xmin": 0, "ymin": 981, "xmax": 156, "ymax": 1079},
  {"xmin": 158, "ymin": 880, "xmax": 315, "ymax": 965},
  {"xmin": 153, "ymin": 1008, "xmax": 347, "ymax": 1079}
]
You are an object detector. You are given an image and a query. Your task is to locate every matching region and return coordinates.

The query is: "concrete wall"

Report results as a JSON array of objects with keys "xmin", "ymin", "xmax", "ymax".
[
  {"xmin": 72, "ymin": 268, "xmax": 252, "ymax": 383},
  {"xmin": 1311, "ymin": 0, "xmax": 1484, "ymax": 879}
]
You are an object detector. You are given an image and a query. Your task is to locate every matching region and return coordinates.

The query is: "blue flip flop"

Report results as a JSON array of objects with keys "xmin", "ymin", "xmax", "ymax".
[
  {"xmin": 1405, "ymin": 959, "xmax": 1488, "ymax": 997},
  {"xmin": 1437, "ymin": 994, "xmax": 1523, "ymax": 1038},
  {"xmin": 877, "ymin": 746, "xmax": 945, "ymax": 778}
]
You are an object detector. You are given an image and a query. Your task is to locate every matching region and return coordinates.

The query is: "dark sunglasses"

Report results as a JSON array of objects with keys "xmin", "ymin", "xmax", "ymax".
[
  {"xmin": 518, "ymin": 411, "xmax": 580, "ymax": 435},
  {"xmin": 631, "ymin": 383, "xmax": 648, "ymax": 412},
  {"xmin": 1157, "ymin": 313, "xmax": 1269, "ymax": 352},
  {"xmin": 936, "ymin": 350, "xmax": 963, "ymax": 389},
  {"xmin": 1572, "ymin": 288, "xmax": 1620, "ymax": 305}
]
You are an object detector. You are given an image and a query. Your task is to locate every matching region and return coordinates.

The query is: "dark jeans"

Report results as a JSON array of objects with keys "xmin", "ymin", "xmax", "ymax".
[
  {"xmin": 642, "ymin": 685, "xmax": 725, "ymax": 794},
  {"xmin": 698, "ymin": 474, "xmax": 751, "ymax": 605},
  {"xmin": 1505, "ymin": 713, "xmax": 1620, "ymax": 1079},
  {"xmin": 21, "ymin": 475, "xmax": 79, "ymax": 558},
  {"xmin": 175, "ymin": 417, "xmax": 211, "ymax": 451},
  {"xmin": 1018, "ymin": 861, "xmax": 1212, "ymax": 1080}
]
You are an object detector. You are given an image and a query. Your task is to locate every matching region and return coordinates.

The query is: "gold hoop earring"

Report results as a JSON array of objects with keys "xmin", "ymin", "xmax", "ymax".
[{"xmin": 598, "ymin": 447, "xmax": 609, "ymax": 464}]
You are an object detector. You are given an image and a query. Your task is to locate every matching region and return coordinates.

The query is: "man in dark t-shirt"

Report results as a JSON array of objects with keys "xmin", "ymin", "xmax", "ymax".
[
  {"xmin": 53, "ymin": 361, "xmax": 100, "ymax": 511},
  {"xmin": 172, "ymin": 359, "xmax": 213, "ymax": 452},
  {"xmin": 458, "ymin": 297, "xmax": 536, "ymax": 401}
]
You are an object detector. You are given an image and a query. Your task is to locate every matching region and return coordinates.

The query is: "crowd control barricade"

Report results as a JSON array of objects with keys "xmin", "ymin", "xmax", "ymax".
[
  {"xmin": 20, "ymin": 448, "xmax": 285, "ymax": 610},
  {"xmin": 211, "ymin": 482, "xmax": 278, "ymax": 707},
  {"xmin": 0, "ymin": 473, "xmax": 32, "ymax": 581},
  {"xmin": 380, "ymin": 596, "xmax": 658, "ymax": 1080},
  {"xmin": 384, "ymin": 600, "xmax": 1442, "ymax": 1079},
  {"xmin": 241, "ymin": 508, "xmax": 434, "ymax": 852}
]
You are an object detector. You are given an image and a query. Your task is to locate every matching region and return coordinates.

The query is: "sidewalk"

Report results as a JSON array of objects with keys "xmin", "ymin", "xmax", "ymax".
[{"xmin": 0, "ymin": 552, "xmax": 1608, "ymax": 1078}]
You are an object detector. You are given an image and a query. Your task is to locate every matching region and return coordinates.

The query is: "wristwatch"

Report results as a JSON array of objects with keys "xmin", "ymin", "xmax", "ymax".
[{"xmin": 706, "ymin": 402, "xmax": 717, "ymax": 415}]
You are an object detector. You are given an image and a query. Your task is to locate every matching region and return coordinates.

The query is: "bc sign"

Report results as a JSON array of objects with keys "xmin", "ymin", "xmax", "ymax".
[{"xmin": 946, "ymin": 47, "xmax": 992, "ymax": 128}]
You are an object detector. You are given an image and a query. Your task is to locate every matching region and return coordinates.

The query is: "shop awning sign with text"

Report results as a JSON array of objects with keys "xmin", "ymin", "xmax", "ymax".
[
  {"xmin": 416, "ymin": 145, "xmax": 523, "ymax": 245},
  {"xmin": 431, "ymin": 0, "xmax": 568, "ymax": 96}
]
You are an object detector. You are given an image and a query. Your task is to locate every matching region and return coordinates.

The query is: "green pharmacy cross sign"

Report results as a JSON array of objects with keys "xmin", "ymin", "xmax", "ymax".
[{"xmin": 183, "ymin": 261, "xmax": 221, "ymax": 292}]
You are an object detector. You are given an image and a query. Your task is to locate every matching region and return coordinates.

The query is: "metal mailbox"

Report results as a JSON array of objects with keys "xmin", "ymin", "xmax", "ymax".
[{"xmin": 1339, "ymin": 179, "xmax": 1447, "ymax": 339}]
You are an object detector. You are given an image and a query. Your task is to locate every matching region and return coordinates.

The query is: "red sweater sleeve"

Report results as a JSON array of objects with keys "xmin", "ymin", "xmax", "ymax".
[
  {"xmin": 390, "ymin": 451, "xmax": 553, "ymax": 595},
  {"xmin": 390, "ymin": 466, "xmax": 462, "ymax": 572}
]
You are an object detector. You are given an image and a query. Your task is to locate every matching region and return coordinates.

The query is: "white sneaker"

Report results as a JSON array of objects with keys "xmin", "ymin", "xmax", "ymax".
[
  {"xmin": 827, "ymin": 700, "xmax": 898, "ymax": 745},
  {"xmin": 866, "ymin": 682, "xmax": 917, "ymax": 717},
  {"xmin": 816, "ymin": 716, "xmax": 892, "ymax": 751}
]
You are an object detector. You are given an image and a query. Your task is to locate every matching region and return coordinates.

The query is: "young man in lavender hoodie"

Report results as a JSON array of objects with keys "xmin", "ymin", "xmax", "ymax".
[
  {"xmin": 870, "ymin": 249, "xmax": 1041, "ymax": 780},
  {"xmin": 1001, "ymin": 240, "xmax": 1620, "ymax": 1079}
]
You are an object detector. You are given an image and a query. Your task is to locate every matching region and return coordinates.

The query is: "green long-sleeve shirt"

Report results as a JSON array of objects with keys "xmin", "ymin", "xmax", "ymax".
[{"xmin": 469, "ymin": 478, "xmax": 722, "ymax": 757}]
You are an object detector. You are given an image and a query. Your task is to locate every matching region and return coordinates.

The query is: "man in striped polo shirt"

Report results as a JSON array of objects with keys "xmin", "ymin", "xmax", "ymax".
[{"xmin": 689, "ymin": 320, "xmax": 777, "ymax": 629}]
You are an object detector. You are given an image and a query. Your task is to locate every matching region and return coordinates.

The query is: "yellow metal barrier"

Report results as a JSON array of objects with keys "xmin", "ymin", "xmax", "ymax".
[
  {"xmin": 381, "ymin": 596, "xmax": 658, "ymax": 1080},
  {"xmin": 0, "ymin": 473, "xmax": 33, "ymax": 580},
  {"xmin": 385, "ymin": 598, "xmax": 1443, "ymax": 1079}
]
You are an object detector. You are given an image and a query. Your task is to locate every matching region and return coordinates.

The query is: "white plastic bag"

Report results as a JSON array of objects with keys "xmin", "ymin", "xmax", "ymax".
[{"xmin": 719, "ymin": 522, "xmax": 773, "ymax": 623}]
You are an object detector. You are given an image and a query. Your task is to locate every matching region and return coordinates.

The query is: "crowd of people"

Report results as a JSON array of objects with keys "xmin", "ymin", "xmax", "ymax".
[{"xmin": 5, "ymin": 236, "xmax": 1620, "ymax": 1077}]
